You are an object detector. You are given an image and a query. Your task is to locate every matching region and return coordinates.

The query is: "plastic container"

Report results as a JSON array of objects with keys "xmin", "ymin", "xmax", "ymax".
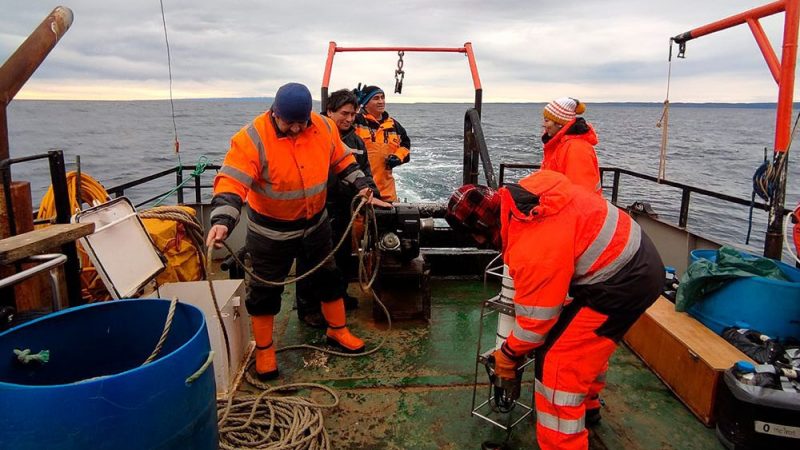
[
  {"xmin": 716, "ymin": 368, "xmax": 800, "ymax": 449},
  {"xmin": 663, "ymin": 265, "xmax": 678, "ymax": 302},
  {"xmin": 688, "ymin": 249, "xmax": 800, "ymax": 341},
  {"xmin": 0, "ymin": 299, "xmax": 218, "ymax": 450}
]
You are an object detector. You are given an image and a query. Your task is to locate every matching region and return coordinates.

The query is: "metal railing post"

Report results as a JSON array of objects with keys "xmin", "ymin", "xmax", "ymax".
[
  {"xmin": 48, "ymin": 150, "xmax": 83, "ymax": 305},
  {"xmin": 611, "ymin": 170, "xmax": 621, "ymax": 205},
  {"xmin": 195, "ymin": 173, "xmax": 202, "ymax": 203},
  {"xmin": 176, "ymin": 167, "xmax": 184, "ymax": 204},
  {"xmin": 679, "ymin": 189, "xmax": 691, "ymax": 228}
]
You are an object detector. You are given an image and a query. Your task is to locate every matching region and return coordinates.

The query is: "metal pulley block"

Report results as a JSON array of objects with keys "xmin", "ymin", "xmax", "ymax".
[{"xmin": 379, "ymin": 232, "xmax": 401, "ymax": 251}]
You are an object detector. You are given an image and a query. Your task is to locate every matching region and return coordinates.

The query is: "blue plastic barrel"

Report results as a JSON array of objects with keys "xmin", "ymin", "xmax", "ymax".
[
  {"xmin": 688, "ymin": 249, "xmax": 800, "ymax": 340},
  {"xmin": 0, "ymin": 299, "xmax": 218, "ymax": 450}
]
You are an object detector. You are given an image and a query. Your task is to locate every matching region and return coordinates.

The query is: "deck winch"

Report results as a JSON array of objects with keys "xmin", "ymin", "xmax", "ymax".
[
  {"xmin": 370, "ymin": 204, "xmax": 433, "ymax": 321},
  {"xmin": 373, "ymin": 204, "xmax": 424, "ymax": 262}
]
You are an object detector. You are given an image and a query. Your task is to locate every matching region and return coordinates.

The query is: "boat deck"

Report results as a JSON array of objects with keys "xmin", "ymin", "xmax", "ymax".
[{"xmin": 251, "ymin": 278, "xmax": 721, "ymax": 449}]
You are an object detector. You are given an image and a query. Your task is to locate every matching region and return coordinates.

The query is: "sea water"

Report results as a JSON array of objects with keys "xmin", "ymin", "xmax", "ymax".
[{"xmin": 7, "ymin": 100, "xmax": 798, "ymax": 257}]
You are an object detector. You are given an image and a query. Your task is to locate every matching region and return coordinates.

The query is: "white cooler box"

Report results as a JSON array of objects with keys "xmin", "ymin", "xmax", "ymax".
[{"xmin": 149, "ymin": 280, "xmax": 253, "ymax": 399}]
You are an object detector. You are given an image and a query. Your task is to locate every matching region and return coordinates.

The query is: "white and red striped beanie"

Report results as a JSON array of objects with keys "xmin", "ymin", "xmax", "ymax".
[{"xmin": 543, "ymin": 97, "xmax": 586, "ymax": 125}]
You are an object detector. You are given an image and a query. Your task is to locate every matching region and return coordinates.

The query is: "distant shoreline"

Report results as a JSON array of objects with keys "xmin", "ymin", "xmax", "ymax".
[{"xmin": 12, "ymin": 98, "xmax": 791, "ymax": 109}]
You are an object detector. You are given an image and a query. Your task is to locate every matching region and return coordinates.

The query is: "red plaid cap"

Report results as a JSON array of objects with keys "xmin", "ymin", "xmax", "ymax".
[{"xmin": 445, "ymin": 184, "xmax": 501, "ymax": 235}]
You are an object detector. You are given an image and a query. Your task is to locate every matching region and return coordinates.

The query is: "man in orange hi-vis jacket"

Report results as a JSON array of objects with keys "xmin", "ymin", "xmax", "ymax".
[
  {"xmin": 206, "ymin": 82, "xmax": 387, "ymax": 381},
  {"xmin": 445, "ymin": 170, "xmax": 663, "ymax": 450},
  {"xmin": 540, "ymin": 97, "xmax": 602, "ymax": 195},
  {"xmin": 353, "ymin": 85, "xmax": 411, "ymax": 202}
]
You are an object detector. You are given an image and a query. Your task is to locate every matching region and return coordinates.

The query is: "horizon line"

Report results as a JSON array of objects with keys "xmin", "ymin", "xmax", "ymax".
[{"xmin": 10, "ymin": 97, "xmax": 792, "ymax": 106}]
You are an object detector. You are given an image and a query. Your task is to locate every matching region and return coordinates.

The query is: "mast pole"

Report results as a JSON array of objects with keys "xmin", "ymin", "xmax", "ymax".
[
  {"xmin": 0, "ymin": 6, "xmax": 73, "ymax": 161},
  {"xmin": 764, "ymin": 0, "xmax": 799, "ymax": 258}
]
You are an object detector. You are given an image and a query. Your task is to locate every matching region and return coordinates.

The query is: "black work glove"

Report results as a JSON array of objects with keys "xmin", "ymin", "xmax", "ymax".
[{"xmin": 385, "ymin": 154, "xmax": 402, "ymax": 169}]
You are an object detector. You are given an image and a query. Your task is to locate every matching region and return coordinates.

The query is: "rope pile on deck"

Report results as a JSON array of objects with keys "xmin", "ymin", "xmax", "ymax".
[{"xmin": 212, "ymin": 196, "xmax": 391, "ymax": 449}]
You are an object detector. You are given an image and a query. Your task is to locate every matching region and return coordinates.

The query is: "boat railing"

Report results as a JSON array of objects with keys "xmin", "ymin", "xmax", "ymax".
[
  {"xmin": 106, "ymin": 164, "xmax": 221, "ymax": 208},
  {"xmin": 0, "ymin": 253, "xmax": 67, "ymax": 311},
  {"xmin": 498, "ymin": 163, "xmax": 784, "ymax": 229},
  {"xmin": 106, "ymin": 159, "xmax": 786, "ymax": 232}
]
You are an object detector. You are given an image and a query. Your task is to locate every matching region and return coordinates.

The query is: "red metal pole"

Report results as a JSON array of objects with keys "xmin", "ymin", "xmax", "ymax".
[
  {"xmin": 765, "ymin": 0, "xmax": 799, "ymax": 258},
  {"xmin": 334, "ymin": 46, "xmax": 466, "ymax": 53},
  {"xmin": 672, "ymin": 1, "xmax": 785, "ymax": 42},
  {"xmin": 464, "ymin": 42, "xmax": 483, "ymax": 115},
  {"xmin": 321, "ymin": 41, "xmax": 337, "ymax": 90},
  {"xmin": 748, "ymin": 18, "xmax": 781, "ymax": 83},
  {"xmin": 320, "ymin": 43, "xmax": 484, "ymax": 112},
  {"xmin": 320, "ymin": 42, "xmax": 337, "ymax": 112},
  {"xmin": 464, "ymin": 42, "xmax": 482, "ymax": 91},
  {"xmin": 775, "ymin": 0, "xmax": 799, "ymax": 153}
]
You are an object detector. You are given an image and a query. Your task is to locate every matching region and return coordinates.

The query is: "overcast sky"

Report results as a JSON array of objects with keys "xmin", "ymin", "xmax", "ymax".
[{"xmin": 2, "ymin": 0, "xmax": 796, "ymax": 102}]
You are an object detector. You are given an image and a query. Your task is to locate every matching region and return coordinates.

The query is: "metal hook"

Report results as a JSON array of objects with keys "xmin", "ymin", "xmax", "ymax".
[
  {"xmin": 677, "ymin": 41, "xmax": 686, "ymax": 59},
  {"xmin": 394, "ymin": 51, "xmax": 405, "ymax": 94}
]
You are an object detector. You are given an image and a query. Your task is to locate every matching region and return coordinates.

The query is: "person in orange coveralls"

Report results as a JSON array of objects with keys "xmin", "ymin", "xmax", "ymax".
[
  {"xmin": 353, "ymin": 85, "xmax": 411, "ymax": 202},
  {"xmin": 541, "ymin": 97, "xmax": 602, "ymax": 195},
  {"xmin": 206, "ymin": 82, "xmax": 386, "ymax": 380},
  {"xmin": 445, "ymin": 170, "xmax": 663, "ymax": 450}
]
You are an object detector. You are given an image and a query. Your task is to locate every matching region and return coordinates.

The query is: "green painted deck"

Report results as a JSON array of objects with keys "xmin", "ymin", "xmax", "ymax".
[{"xmin": 258, "ymin": 279, "xmax": 722, "ymax": 450}]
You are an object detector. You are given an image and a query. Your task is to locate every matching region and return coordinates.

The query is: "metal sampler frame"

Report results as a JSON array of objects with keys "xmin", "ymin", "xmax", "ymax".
[{"xmin": 470, "ymin": 254, "xmax": 535, "ymax": 435}]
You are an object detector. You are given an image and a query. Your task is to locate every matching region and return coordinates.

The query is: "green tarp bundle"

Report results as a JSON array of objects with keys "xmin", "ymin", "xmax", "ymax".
[{"xmin": 675, "ymin": 246, "xmax": 789, "ymax": 312}]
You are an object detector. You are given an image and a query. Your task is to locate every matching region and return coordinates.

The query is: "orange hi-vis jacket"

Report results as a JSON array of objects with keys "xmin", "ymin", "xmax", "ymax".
[
  {"xmin": 211, "ymin": 111, "xmax": 366, "ymax": 236},
  {"xmin": 541, "ymin": 118, "xmax": 601, "ymax": 195},
  {"xmin": 355, "ymin": 112, "xmax": 410, "ymax": 202},
  {"xmin": 500, "ymin": 170, "xmax": 643, "ymax": 356}
]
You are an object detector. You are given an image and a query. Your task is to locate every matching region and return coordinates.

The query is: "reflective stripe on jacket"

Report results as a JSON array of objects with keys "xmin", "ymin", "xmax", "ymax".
[
  {"xmin": 500, "ymin": 170, "xmax": 641, "ymax": 355},
  {"xmin": 212, "ymin": 111, "xmax": 360, "ymax": 225},
  {"xmin": 541, "ymin": 118, "xmax": 601, "ymax": 195},
  {"xmin": 355, "ymin": 112, "xmax": 410, "ymax": 202}
]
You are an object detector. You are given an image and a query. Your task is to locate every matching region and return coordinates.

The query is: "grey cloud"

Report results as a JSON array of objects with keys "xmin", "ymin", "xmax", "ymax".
[{"xmin": 1, "ymin": 0, "xmax": 793, "ymax": 102}]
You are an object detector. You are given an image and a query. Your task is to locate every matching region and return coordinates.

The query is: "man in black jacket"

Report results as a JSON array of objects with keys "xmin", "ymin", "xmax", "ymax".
[{"xmin": 296, "ymin": 89, "xmax": 385, "ymax": 327}]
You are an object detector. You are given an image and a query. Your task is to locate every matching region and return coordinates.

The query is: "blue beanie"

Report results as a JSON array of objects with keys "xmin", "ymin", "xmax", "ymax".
[
  {"xmin": 272, "ymin": 82, "xmax": 312, "ymax": 122},
  {"xmin": 358, "ymin": 85, "xmax": 384, "ymax": 107}
]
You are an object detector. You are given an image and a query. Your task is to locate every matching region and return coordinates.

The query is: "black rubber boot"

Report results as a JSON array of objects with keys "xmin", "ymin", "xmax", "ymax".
[
  {"xmin": 481, "ymin": 441, "xmax": 510, "ymax": 450},
  {"xmin": 343, "ymin": 293, "xmax": 359, "ymax": 311},
  {"xmin": 255, "ymin": 367, "xmax": 280, "ymax": 381},
  {"xmin": 586, "ymin": 407, "xmax": 602, "ymax": 427},
  {"xmin": 298, "ymin": 311, "xmax": 327, "ymax": 329}
]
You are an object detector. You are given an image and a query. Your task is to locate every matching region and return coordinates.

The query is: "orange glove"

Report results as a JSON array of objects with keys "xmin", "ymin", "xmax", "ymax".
[{"xmin": 493, "ymin": 344, "xmax": 522, "ymax": 380}]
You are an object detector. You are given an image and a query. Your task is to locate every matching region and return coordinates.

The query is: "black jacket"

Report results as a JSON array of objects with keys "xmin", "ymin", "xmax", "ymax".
[{"xmin": 328, "ymin": 126, "xmax": 379, "ymax": 203}]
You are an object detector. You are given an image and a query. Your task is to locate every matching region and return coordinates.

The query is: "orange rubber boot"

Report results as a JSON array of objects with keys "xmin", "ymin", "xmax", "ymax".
[
  {"xmin": 321, "ymin": 299, "xmax": 365, "ymax": 353},
  {"xmin": 251, "ymin": 315, "xmax": 279, "ymax": 380}
]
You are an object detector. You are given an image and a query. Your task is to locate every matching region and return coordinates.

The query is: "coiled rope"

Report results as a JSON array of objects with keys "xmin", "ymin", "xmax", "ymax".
[
  {"xmin": 746, "ymin": 111, "xmax": 800, "ymax": 244},
  {"xmin": 217, "ymin": 382, "xmax": 338, "ymax": 450},
  {"xmin": 214, "ymin": 195, "xmax": 392, "ymax": 449},
  {"xmin": 36, "ymin": 171, "xmax": 110, "ymax": 223},
  {"xmin": 36, "ymin": 171, "xmax": 111, "ymax": 301}
]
